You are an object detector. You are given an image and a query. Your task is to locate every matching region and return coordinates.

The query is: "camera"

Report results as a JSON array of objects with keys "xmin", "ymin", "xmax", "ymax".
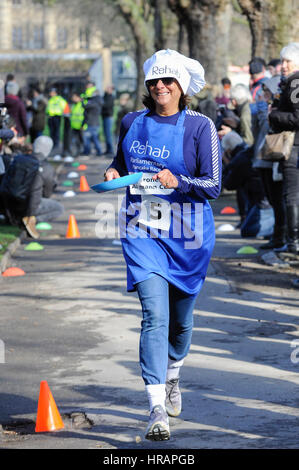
[
  {"xmin": 0, "ymin": 78, "xmax": 6, "ymax": 129},
  {"xmin": 0, "ymin": 106, "xmax": 9, "ymax": 130},
  {"xmin": 217, "ymin": 104, "xmax": 226, "ymax": 113}
]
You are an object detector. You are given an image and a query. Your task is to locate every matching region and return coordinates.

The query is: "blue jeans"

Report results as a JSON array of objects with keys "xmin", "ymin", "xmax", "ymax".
[
  {"xmin": 136, "ymin": 274, "xmax": 198, "ymax": 385},
  {"xmin": 102, "ymin": 116, "xmax": 114, "ymax": 153},
  {"xmin": 83, "ymin": 126, "xmax": 102, "ymax": 156}
]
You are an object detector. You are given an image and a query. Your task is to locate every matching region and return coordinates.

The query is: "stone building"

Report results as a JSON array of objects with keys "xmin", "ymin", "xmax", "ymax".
[{"xmin": 0, "ymin": 0, "xmax": 136, "ymax": 94}]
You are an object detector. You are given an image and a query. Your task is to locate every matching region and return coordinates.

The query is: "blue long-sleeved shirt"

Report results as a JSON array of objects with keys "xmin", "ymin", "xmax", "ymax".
[{"xmin": 109, "ymin": 109, "xmax": 222, "ymax": 201}]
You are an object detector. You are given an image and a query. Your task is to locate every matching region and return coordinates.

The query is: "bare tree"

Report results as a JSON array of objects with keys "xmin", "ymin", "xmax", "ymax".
[
  {"xmin": 237, "ymin": 0, "xmax": 299, "ymax": 60},
  {"xmin": 114, "ymin": 0, "xmax": 155, "ymax": 107},
  {"xmin": 167, "ymin": 0, "xmax": 232, "ymax": 85}
]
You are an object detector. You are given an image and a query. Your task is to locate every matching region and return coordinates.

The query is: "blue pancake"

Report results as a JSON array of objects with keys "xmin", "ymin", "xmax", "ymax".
[{"xmin": 91, "ymin": 172, "xmax": 143, "ymax": 193}]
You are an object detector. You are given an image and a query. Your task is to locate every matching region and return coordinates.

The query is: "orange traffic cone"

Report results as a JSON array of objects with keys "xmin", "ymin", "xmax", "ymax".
[
  {"xmin": 220, "ymin": 206, "xmax": 237, "ymax": 214},
  {"xmin": 66, "ymin": 214, "xmax": 80, "ymax": 238},
  {"xmin": 2, "ymin": 267, "xmax": 26, "ymax": 277},
  {"xmin": 79, "ymin": 175, "xmax": 90, "ymax": 192},
  {"xmin": 35, "ymin": 381, "xmax": 64, "ymax": 432},
  {"xmin": 78, "ymin": 164, "xmax": 87, "ymax": 171}
]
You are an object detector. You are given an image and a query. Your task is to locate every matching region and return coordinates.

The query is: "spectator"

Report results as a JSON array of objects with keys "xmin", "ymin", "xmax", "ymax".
[
  {"xmin": 267, "ymin": 58, "xmax": 282, "ymax": 78},
  {"xmin": 70, "ymin": 92, "xmax": 84, "ymax": 157},
  {"xmin": 222, "ymin": 131, "xmax": 266, "ymax": 228},
  {"xmin": 249, "ymin": 57, "xmax": 267, "ymax": 102},
  {"xmin": 81, "ymin": 81, "xmax": 103, "ymax": 156},
  {"xmin": 215, "ymin": 77, "xmax": 231, "ymax": 107},
  {"xmin": 115, "ymin": 93, "xmax": 134, "ymax": 138},
  {"xmin": 27, "ymin": 86, "xmax": 47, "ymax": 143},
  {"xmin": 4, "ymin": 74, "xmax": 17, "ymax": 95},
  {"xmin": 268, "ymin": 42, "xmax": 299, "ymax": 254},
  {"xmin": 46, "ymin": 88, "xmax": 69, "ymax": 153},
  {"xmin": 102, "ymin": 85, "xmax": 115, "ymax": 155},
  {"xmin": 5, "ymin": 81, "xmax": 29, "ymax": 140},
  {"xmin": 0, "ymin": 136, "xmax": 63, "ymax": 239},
  {"xmin": 190, "ymin": 84, "xmax": 217, "ymax": 123},
  {"xmin": 252, "ymin": 77, "xmax": 287, "ymax": 250},
  {"xmin": 27, "ymin": 136, "xmax": 64, "ymax": 234},
  {"xmin": 219, "ymin": 83, "xmax": 254, "ymax": 146}
]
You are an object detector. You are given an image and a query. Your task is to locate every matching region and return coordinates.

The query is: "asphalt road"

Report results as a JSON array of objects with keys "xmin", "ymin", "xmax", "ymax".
[{"xmin": 0, "ymin": 154, "xmax": 298, "ymax": 452}]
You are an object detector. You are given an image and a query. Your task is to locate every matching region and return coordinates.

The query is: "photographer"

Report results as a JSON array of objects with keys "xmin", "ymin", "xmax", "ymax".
[
  {"xmin": 0, "ymin": 136, "xmax": 64, "ymax": 238},
  {"xmin": 0, "ymin": 111, "xmax": 18, "ymax": 200},
  {"xmin": 0, "ymin": 107, "xmax": 17, "ymax": 147}
]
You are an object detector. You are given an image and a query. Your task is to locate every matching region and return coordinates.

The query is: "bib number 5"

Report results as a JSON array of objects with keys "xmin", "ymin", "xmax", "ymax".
[{"xmin": 138, "ymin": 195, "xmax": 171, "ymax": 230}]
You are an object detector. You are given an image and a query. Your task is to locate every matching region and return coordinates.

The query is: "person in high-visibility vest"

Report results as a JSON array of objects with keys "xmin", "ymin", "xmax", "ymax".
[
  {"xmin": 46, "ymin": 88, "xmax": 69, "ymax": 152},
  {"xmin": 70, "ymin": 92, "xmax": 84, "ymax": 157},
  {"xmin": 81, "ymin": 81, "xmax": 103, "ymax": 156},
  {"xmin": 80, "ymin": 82, "xmax": 98, "ymax": 105}
]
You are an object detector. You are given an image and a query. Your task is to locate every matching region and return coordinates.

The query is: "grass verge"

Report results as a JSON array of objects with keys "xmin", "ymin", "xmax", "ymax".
[{"xmin": 0, "ymin": 224, "xmax": 21, "ymax": 261}]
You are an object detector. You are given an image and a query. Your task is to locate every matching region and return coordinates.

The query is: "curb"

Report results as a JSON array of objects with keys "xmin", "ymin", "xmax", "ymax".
[{"xmin": 0, "ymin": 231, "xmax": 26, "ymax": 274}]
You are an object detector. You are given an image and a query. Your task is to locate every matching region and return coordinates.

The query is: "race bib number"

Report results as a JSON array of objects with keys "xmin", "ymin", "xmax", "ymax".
[
  {"xmin": 130, "ymin": 172, "xmax": 174, "ymax": 195},
  {"xmin": 138, "ymin": 195, "xmax": 171, "ymax": 230}
]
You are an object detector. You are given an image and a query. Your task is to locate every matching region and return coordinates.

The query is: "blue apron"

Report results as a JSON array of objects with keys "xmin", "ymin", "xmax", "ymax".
[{"xmin": 119, "ymin": 109, "xmax": 215, "ymax": 294}]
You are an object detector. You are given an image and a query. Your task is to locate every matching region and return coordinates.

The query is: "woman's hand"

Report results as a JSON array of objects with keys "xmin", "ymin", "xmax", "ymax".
[
  {"xmin": 218, "ymin": 125, "xmax": 231, "ymax": 137},
  {"xmin": 152, "ymin": 169, "xmax": 178, "ymax": 189},
  {"xmin": 104, "ymin": 168, "xmax": 120, "ymax": 181}
]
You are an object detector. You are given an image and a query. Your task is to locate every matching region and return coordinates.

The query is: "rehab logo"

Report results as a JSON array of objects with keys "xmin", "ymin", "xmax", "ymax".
[
  {"xmin": 130, "ymin": 139, "xmax": 170, "ymax": 159},
  {"xmin": 151, "ymin": 64, "xmax": 181, "ymax": 80}
]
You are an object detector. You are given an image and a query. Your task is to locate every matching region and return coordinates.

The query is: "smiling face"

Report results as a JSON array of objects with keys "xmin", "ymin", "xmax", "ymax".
[
  {"xmin": 147, "ymin": 78, "xmax": 182, "ymax": 116},
  {"xmin": 281, "ymin": 58, "xmax": 299, "ymax": 77}
]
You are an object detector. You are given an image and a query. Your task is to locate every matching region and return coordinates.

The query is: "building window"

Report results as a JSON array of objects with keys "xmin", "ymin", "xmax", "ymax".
[
  {"xmin": 33, "ymin": 26, "xmax": 45, "ymax": 49},
  {"xmin": 79, "ymin": 27, "xmax": 90, "ymax": 49},
  {"xmin": 12, "ymin": 26, "xmax": 23, "ymax": 49},
  {"xmin": 57, "ymin": 27, "xmax": 68, "ymax": 49}
]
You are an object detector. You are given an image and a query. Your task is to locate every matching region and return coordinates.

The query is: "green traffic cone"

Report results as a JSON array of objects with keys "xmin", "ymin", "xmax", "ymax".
[
  {"xmin": 24, "ymin": 242, "xmax": 44, "ymax": 251},
  {"xmin": 62, "ymin": 180, "xmax": 74, "ymax": 187},
  {"xmin": 36, "ymin": 222, "xmax": 52, "ymax": 230},
  {"xmin": 237, "ymin": 246, "xmax": 258, "ymax": 254}
]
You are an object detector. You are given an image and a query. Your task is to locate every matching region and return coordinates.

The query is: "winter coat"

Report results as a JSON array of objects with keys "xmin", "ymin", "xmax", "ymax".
[
  {"xmin": 101, "ymin": 93, "xmax": 114, "ymax": 118},
  {"xmin": 30, "ymin": 95, "xmax": 47, "ymax": 132},
  {"xmin": 235, "ymin": 101, "xmax": 254, "ymax": 146},
  {"xmin": 83, "ymin": 94, "xmax": 102, "ymax": 127},
  {"xmin": 5, "ymin": 95, "xmax": 29, "ymax": 137},
  {"xmin": 269, "ymin": 71, "xmax": 299, "ymax": 146},
  {"xmin": 27, "ymin": 154, "xmax": 57, "ymax": 215}
]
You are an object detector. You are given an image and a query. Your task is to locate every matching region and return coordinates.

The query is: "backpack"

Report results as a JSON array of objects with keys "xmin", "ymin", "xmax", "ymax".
[{"xmin": 0, "ymin": 154, "xmax": 39, "ymax": 222}]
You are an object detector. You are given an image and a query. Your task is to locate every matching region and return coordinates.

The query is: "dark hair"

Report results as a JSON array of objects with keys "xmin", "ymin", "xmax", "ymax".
[
  {"xmin": 249, "ymin": 57, "xmax": 266, "ymax": 75},
  {"xmin": 221, "ymin": 77, "xmax": 231, "ymax": 86},
  {"xmin": 268, "ymin": 58, "xmax": 281, "ymax": 68},
  {"xmin": 8, "ymin": 141, "xmax": 33, "ymax": 154},
  {"xmin": 142, "ymin": 92, "xmax": 190, "ymax": 112},
  {"xmin": 32, "ymin": 85, "xmax": 41, "ymax": 94}
]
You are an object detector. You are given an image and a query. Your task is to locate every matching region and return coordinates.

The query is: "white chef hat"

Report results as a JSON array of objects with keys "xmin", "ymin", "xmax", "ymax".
[{"xmin": 143, "ymin": 49, "xmax": 206, "ymax": 96}]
